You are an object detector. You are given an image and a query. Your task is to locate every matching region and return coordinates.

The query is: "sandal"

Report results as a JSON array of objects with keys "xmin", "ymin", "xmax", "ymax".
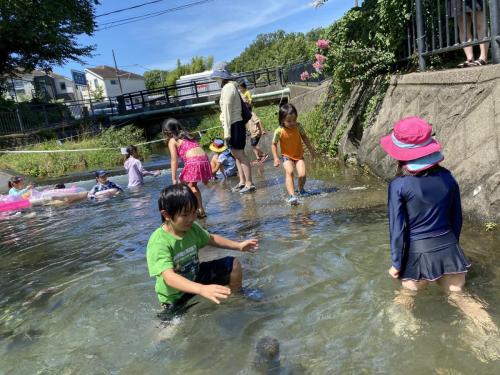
[
  {"xmin": 472, "ymin": 58, "xmax": 487, "ymax": 66},
  {"xmin": 457, "ymin": 60, "xmax": 474, "ymax": 68}
]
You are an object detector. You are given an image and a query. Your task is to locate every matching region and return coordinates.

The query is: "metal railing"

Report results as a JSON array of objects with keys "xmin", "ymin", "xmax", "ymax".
[
  {"xmin": 409, "ymin": 0, "xmax": 500, "ymax": 71},
  {"xmin": 0, "ymin": 63, "xmax": 313, "ymax": 134},
  {"xmin": 115, "ymin": 66, "xmax": 285, "ymax": 115},
  {"xmin": 0, "ymin": 99, "xmax": 117, "ymax": 135}
]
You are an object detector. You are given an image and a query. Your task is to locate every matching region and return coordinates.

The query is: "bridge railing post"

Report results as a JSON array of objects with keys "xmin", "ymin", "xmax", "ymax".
[
  {"xmin": 117, "ymin": 95, "xmax": 126, "ymax": 114},
  {"xmin": 129, "ymin": 94, "xmax": 135, "ymax": 110},
  {"xmin": 164, "ymin": 87, "xmax": 170, "ymax": 104},
  {"xmin": 194, "ymin": 82, "xmax": 199, "ymax": 98},
  {"xmin": 140, "ymin": 92, "xmax": 145, "ymax": 109},
  {"xmin": 108, "ymin": 97, "xmax": 114, "ymax": 115}
]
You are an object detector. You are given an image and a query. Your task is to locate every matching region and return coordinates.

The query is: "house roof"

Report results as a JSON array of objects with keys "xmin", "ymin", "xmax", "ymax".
[{"xmin": 86, "ymin": 65, "xmax": 144, "ymax": 80}]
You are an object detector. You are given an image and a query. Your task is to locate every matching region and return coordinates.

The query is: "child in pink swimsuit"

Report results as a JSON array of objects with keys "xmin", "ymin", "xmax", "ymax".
[{"xmin": 163, "ymin": 118, "xmax": 212, "ymax": 218}]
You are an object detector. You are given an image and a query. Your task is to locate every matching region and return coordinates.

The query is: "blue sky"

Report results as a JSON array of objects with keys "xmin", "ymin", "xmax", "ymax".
[{"xmin": 55, "ymin": 0, "xmax": 354, "ymax": 78}]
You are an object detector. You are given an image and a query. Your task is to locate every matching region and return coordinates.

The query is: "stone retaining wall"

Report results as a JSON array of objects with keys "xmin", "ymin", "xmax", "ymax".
[{"xmin": 358, "ymin": 65, "xmax": 500, "ymax": 222}]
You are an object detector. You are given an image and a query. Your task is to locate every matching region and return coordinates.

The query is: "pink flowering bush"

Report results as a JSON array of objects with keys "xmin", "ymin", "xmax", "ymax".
[
  {"xmin": 316, "ymin": 39, "xmax": 330, "ymax": 50},
  {"xmin": 300, "ymin": 71, "xmax": 311, "ymax": 81},
  {"xmin": 315, "ymin": 54, "xmax": 327, "ymax": 64},
  {"xmin": 312, "ymin": 61, "xmax": 324, "ymax": 72}
]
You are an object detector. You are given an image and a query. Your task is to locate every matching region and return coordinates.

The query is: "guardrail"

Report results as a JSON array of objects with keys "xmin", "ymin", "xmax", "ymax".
[
  {"xmin": 0, "ymin": 62, "xmax": 322, "ymax": 135},
  {"xmin": 408, "ymin": 0, "xmax": 500, "ymax": 71}
]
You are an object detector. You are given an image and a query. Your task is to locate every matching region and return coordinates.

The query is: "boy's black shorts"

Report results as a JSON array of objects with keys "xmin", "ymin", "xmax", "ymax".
[
  {"xmin": 250, "ymin": 135, "xmax": 261, "ymax": 147},
  {"xmin": 158, "ymin": 256, "xmax": 235, "ymax": 319}
]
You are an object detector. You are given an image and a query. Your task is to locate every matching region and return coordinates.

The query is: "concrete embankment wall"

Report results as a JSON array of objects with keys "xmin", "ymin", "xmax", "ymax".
[{"xmin": 358, "ymin": 65, "xmax": 500, "ymax": 222}]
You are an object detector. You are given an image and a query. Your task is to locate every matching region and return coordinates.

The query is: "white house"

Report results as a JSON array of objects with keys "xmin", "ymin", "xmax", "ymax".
[
  {"xmin": 3, "ymin": 70, "xmax": 83, "ymax": 102},
  {"xmin": 83, "ymin": 65, "xmax": 146, "ymax": 99}
]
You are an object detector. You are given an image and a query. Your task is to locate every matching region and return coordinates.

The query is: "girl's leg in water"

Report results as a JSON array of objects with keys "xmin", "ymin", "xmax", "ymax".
[
  {"xmin": 440, "ymin": 274, "xmax": 498, "ymax": 333},
  {"xmin": 295, "ymin": 159, "xmax": 307, "ymax": 192},
  {"xmin": 187, "ymin": 182, "xmax": 205, "ymax": 217},
  {"xmin": 283, "ymin": 160, "xmax": 296, "ymax": 196},
  {"xmin": 440, "ymin": 273, "xmax": 500, "ymax": 361},
  {"xmin": 388, "ymin": 280, "xmax": 428, "ymax": 338}
]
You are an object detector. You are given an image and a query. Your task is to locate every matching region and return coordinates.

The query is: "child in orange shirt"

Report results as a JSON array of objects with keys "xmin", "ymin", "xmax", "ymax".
[{"xmin": 271, "ymin": 103, "xmax": 315, "ymax": 205}]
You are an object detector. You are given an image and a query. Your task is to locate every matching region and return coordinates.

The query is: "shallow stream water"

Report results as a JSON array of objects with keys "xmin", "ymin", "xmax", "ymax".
[{"xmin": 0, "ymin": 149, "xmax": 499, "ymax": 374}]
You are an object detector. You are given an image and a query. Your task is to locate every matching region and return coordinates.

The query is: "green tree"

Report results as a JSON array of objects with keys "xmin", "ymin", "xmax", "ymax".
[
  {"xmin": 0, "ymin": 0, "xmax": 98, "ymax": 80},
  {"xmin": 228, "ymin": 29, "xmax": 323, "ymax": 72},
  {"xmin": 143, "ymin": 56, "xmax": 214, "ymax": 89},
  {"xmin": 91, "ymin": 85, "xmax": 104, "ymax": 101},
  {"xmin": 144, "ymin": 69, "xmax": 169, "ymax": 90}
]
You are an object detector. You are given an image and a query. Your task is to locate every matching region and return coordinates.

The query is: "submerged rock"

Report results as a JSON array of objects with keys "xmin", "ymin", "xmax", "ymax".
[{"xmin": 254, "ymin": 336, "xmax": 281, "ymax": 374}]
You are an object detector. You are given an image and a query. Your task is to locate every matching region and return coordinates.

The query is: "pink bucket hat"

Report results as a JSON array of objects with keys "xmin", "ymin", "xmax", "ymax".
[{"xmin": 380, "ymin": 117, "xmax": 441, "ymax": 161}]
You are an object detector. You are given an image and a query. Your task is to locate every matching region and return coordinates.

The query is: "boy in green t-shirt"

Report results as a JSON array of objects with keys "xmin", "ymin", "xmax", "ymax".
[{"xmin": 147, "ymin": 184, "xmax": 259, "ymax": 316}]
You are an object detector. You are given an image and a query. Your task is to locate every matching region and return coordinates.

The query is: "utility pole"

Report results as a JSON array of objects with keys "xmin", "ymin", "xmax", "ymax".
[
  {"xmin": 354, "ymin": 0, "xmax": 358, "ymax": 7},
  {"xmin": 112, "ymin": 49, "xmax": 124, "ymax": 95}
]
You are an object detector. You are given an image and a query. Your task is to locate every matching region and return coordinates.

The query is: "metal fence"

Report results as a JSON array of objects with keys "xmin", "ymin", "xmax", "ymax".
[
  {"xmin": 0, "ymin": 63, "xmax": 322, "ymax": 135},
  {"xmin": 115, "ymin": 66, "xmax": 285, "ymax": 115},
  {"xmin": 409, "ymin": 0, "xmax": 500, "ymax": 70},
  {"xmin": 0, "ymin": 99, "xmax": 117, "ymax": 135}
]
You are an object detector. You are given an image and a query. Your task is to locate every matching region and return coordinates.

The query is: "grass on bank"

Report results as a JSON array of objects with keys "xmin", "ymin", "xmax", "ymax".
[{"xmin": 0, "ymin": 125, "xmax": 150, "ymax": 178}]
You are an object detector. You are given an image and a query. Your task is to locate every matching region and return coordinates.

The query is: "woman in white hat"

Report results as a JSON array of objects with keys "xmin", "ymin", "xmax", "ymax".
[{"xmin": 211, "ymin": 62, "xmax": 256, "ymax": 194}]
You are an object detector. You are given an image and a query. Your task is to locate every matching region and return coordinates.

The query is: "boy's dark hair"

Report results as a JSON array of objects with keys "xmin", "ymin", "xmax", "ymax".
[
  {"xmin": 54, "ymin": 183, "xmax": 66, "ymax": 189},
  {"xmin": 158, "ymin": 184, "xmax": 198, "ymax": 222},
  {"xmin": 278, "ymin": 103, "xmax": 298, "ymax": 126},
  {"xmin": 161, "ymin": 118, "xmax": 193, "ymax": 141}
]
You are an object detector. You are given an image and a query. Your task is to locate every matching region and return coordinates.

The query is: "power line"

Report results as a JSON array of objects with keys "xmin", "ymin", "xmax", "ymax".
[
  {"xmin": 96, "ymin": 0, "xmax": 168, "ymax": 18},
  {"xmin": 98, "ymin": 0, "xmax": 213, "ymax": 28},
  {"xmin": 97, "ymin": 0, "xmax": 214, "ymax": 31}
]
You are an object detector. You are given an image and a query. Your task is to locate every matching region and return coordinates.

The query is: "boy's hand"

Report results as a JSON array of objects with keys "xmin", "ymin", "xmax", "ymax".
[
  {"xmin": 388, "ymin": 266, "xmax": 400, "ymax": 279},
  {"xmin": 27, "ymin": 184, "xmax": 33, "ymax": 189},
  {"xmin": 199, "ymin": 284, "xmax": 231, "ymax": 304},
  {"xmin": 273, "ymin": 158, "xmax": 280, "ymax": 167},
  {"xmin": 239, "ymin": 239, "xmax": 259, "ymax": 253}
]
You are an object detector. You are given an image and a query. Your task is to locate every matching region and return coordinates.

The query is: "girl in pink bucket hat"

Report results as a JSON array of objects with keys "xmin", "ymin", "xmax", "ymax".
[{"xmin": 380, "ymin": 117, "xmax": 499, "ymax": 341}]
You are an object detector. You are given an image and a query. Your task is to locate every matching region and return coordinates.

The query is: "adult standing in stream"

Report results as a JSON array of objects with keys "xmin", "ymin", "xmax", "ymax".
[{"xmin": 211, "ymin": 62, "xmax": 256, "ymax": 194}]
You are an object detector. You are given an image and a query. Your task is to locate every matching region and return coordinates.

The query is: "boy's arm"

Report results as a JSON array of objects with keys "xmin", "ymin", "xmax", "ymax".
[
  {"xmin": 168, "ymin": 139, "xmax": 179, "ymax": 184},
  {"xmin": 161, "ymin": 269, "xmax": 231, "ymax": 304},
  {"xmin": 208, "ymin": 233, "xmax": 258, "ymax": 253}
]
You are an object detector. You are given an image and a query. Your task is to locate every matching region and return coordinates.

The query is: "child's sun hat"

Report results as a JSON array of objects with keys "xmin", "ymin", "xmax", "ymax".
[
  {"xmin": 95, "ymin": 170, "xmax": 108, "ymax": 177},
  {"xmin": 209, "ymin": 139, "xmax": 227, "ymax": 153},
  {"xmin": 380, "ymin": 117, "xmax": 444, "ymax": 172}
]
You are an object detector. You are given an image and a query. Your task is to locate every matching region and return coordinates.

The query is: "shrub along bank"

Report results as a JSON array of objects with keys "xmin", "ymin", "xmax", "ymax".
[{"xmin": 0, "ymin": 125, "xmax": 150, "ymax": 178}]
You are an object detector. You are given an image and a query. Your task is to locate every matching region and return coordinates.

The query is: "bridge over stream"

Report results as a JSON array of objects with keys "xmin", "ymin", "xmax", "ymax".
[{"xmin": 0, "ymin": 63, "xmax": 323, "ymax": 138}]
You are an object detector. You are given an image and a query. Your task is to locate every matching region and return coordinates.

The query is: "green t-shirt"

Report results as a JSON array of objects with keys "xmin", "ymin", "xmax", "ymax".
[{"xmin": 146, "ymin": 222, "xmax": 210, "ymax": 304}]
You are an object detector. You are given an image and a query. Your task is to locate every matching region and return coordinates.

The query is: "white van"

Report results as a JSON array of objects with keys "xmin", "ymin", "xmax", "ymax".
[{"xmin": 175, "ymin": 70, "xmax": 220, "ymax": 100}]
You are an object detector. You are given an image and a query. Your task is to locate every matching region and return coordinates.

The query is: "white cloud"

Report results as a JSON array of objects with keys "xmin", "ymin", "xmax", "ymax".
[{"xmin": 150, "ymin": 0, "xmax": 310, "ymax": 54}]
